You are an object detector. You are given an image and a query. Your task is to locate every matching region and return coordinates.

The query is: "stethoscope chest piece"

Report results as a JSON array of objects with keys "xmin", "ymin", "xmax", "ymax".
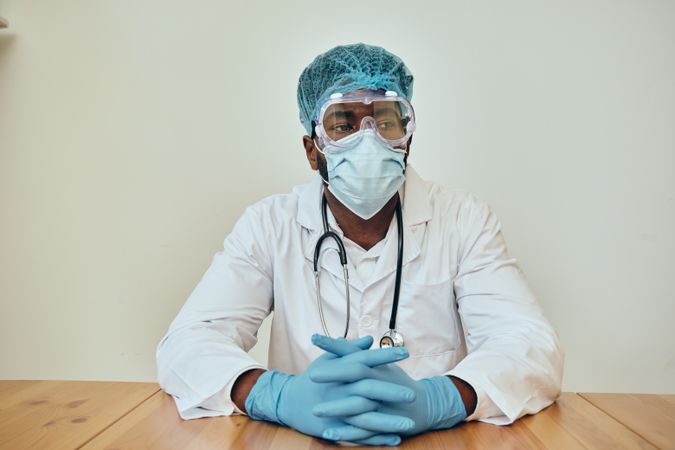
[{"xmin": 379, "ymin": 329, "xmax": 404, "ymax": 348}]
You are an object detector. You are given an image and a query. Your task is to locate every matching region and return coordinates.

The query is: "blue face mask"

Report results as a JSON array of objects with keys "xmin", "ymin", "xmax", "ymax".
[{"xmin": 319, "ymin": 130, "xmax": 406, "ymax": 220}]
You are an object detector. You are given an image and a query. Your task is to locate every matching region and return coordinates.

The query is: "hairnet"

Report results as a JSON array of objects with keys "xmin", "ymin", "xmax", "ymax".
[{"xmin": 297, "ymin": 43, "xmax": 414, "ymax": 136}]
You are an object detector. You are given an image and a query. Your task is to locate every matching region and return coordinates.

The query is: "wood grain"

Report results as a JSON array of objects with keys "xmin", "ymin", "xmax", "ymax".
[
  {"xmin": 83, "ymin": 392, "xmax": 658, "ymax": 450},
  {"xmin": 395, "ymin": 393, "xmax": 656, "ymax": 450},
  {"xmin": 580, "ymin": 393, "xmax": 675, "ymax": 450},
  {"xmin": 81, "ymin": 391, "xmax": 312, "ymax": 450},
  {"xmin": 1, "ymin": 382, "xmax": 672, "ymax": 450},
  {"xmin": 521, "ymin": 393, "xmax": 656, "ymax": 450},
  {"xmin": 0, "ymin": 380, "xmax": 158, "ymax": 450}
]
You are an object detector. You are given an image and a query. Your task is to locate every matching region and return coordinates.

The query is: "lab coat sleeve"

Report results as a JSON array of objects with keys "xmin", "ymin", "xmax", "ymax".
[
  {"xmin": 446, "ymin": 193, "xmax": 564, "ymax": 425},
  {"xmin": 156, "ymin": 204, "xmax": 274, "ymax": 420}
]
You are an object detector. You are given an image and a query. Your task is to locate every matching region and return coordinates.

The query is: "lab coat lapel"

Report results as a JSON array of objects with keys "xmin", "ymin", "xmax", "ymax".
[
  {"xmin": 297, "ymin": 175, "xmax": 365, "ymax": 292},
  {"xmin": 366, "ymin": 165, "xmax": 431, "ymax": 288}
]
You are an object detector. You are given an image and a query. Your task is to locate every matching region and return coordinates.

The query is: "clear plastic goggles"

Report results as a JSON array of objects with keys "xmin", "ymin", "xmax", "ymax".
[{"xmin": 313, "ymin": 90, "xmax": 416, "ymax": 151}]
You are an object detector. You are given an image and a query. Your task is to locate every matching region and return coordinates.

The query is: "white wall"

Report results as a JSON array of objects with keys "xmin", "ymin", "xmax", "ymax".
[{"xmin": 1, "ymin": 0, "xmax": 673, "ymax": 393}]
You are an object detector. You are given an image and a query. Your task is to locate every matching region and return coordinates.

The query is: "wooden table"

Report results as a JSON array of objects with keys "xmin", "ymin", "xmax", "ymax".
[{"xmin": 0, "ymin": 381, "xmax": 673, "ymax": 449}]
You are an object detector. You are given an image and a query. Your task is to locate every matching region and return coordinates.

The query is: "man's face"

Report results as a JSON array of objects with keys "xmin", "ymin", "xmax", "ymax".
[{"xmin": 312, "ymin": 89, "xmax": 412, "ymax": 182}]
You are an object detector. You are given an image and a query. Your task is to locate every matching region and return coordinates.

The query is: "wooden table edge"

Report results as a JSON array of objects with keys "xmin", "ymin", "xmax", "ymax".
[
  {"xmin": 577, "ymin": 393, "xmax": 671, "ymax": 450},
  {"xmin": 84, "ymin": 391, "xmax": 660, "ymax": 450},
  {"xmin": 74, "ymin": 385, "xmax": 161, "ymax": 449}
]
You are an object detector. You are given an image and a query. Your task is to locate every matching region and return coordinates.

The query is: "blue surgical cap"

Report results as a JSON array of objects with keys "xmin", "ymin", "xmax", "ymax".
[{"xmin": 297, "ymin": 43, "xmax": 414, "ymax": 136}]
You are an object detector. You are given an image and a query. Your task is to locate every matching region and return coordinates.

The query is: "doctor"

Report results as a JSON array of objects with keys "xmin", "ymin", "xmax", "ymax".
[{"xmin": 157, "ymin": 43, "xmax": 564, "ymax": 446}]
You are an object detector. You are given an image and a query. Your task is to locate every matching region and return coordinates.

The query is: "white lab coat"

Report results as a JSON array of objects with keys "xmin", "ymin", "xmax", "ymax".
[{"xmin": 156, "ymin": 166, "xmax": 564, "ymax": 425}]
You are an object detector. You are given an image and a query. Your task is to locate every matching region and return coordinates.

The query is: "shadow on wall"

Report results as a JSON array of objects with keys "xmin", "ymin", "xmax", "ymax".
[
  {"xmin": 0, "ymin": 28, "xmax": 16, "ymax": 68},
  {"xmin": 0, "ymin": 31, "xmax": 17, "ymax": 65},
  {"xmin": 0, "ymin": 29, "xmax": 18, "ymax": 193}
]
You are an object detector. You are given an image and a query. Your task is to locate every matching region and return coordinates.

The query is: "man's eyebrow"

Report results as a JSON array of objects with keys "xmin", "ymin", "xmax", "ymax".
[
  {"xmin": 374, "ymin": 106, "xmax": 402, "ymax": 116},
  {"xmin": 326, "ymin": 110, "xmax": 355, "ymax": 120}
]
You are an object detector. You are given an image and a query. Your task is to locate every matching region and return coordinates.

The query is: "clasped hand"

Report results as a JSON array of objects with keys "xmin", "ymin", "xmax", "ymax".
[
  {"xmin": 245, "ymin": 334, "xmax": 467, "ymax": 446},
  {"xmin": 312, "ymin": 335, "xmax": 468, "ymax": 442}
]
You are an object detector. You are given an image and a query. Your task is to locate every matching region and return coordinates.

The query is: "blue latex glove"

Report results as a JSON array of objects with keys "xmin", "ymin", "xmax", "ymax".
[
  {"xmin": 311, "ymin": 336, "xmax": 468, "ymax": 441},
  {"xmin": 245, "ymin": 335, "xmax": 417, "ymax": 446}
]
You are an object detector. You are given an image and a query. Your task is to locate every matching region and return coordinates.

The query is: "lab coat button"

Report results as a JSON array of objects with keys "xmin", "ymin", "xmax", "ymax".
[{"xmin": 360, "ymin": 315, "xmax": 373, "ymax": 327}]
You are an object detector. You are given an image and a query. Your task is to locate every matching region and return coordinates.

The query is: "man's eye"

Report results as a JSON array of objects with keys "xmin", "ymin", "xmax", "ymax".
[{"xmin": 332, "ymin": 124, "xmax": 353, "ymax": 133}]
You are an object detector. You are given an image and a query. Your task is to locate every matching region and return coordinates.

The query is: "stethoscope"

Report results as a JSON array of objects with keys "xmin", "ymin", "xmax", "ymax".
[{"xmin": 313, "ymin": 192, "xmax": 405, "ymax": 348}]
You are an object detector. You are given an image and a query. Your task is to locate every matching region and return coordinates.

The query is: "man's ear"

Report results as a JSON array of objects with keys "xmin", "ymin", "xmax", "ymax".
[{"xmin": 303, "ymin": 135, "xmax": 319, "ymax": 171}]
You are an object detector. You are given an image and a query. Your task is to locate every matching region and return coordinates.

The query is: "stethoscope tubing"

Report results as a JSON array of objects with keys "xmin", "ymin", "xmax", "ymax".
[
  {"xmin": 390, "ymin": 197, "xmax": 403, "ymax": 331},
  {"xmin": 314, "ymin": 199, "xmax": 350, "ymax": 338},
  {"xmin": 313, "ymin": 193, "xmax": 403, "ymax": 341}
]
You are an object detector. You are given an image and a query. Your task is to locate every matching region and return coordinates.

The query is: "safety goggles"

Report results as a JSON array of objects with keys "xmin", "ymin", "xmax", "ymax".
[{"xmin": 313, "ymin": 90, "xmax": 416, "ymax": 151}]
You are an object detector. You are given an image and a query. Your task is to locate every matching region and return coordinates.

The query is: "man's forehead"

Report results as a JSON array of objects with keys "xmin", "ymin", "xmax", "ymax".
[
  {"xmin": 326, "ymin": 101, "xmax": 400, "ymax": 117},
  {"xmin": 341, "ymin": 88, "xmax": 387, "ymax": 97}
]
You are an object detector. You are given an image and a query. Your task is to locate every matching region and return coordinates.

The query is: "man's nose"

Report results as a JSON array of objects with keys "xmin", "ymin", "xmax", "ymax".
[{"xmin": 358, "ymin": 116, "xmax": 378, "ymax": 132}]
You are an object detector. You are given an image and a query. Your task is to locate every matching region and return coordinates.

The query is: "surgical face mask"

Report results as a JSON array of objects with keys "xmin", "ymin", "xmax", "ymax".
[{"xmin": 316, "ymin": 129, "xmax": 406, "ymax": 220}]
